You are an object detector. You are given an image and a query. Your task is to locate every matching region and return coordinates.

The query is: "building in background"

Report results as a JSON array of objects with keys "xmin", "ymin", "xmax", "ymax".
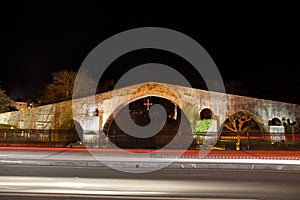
[{"xmin": 12, "ymin": 101, "xmax": 34, "ymax": 111}]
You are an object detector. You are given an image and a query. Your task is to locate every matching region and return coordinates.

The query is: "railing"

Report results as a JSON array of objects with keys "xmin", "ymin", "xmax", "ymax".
[
  {"xmin": 215, "ymin": 132, "xmax": 300, "ymax": 150},
  {"xmin": 0, "ymin": 129, "xmax": 80, "ymax": 147},
  {"xmin": 0, "ymin": 128, "xmax": 299, "ymax": 150},
  {"xmin": 108, "ymin": 131, "xmax": 194, "ymax": 149}
]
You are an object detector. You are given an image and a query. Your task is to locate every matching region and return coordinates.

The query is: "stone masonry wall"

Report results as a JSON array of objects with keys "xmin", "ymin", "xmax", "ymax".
[{"xmin": 0, "ymin": 82, "xmax": 299, "ymax": 132}]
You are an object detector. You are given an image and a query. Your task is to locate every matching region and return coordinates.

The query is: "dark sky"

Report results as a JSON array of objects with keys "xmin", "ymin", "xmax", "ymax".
[{"xmin": 1, "ymin": 1, "xmax": 300, "ymax": 104}]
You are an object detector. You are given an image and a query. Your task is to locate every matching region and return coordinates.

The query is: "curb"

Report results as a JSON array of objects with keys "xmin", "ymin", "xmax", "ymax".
[{"xmin": 1, "ymin": 158, "xmax": 300, "ymax": 171}]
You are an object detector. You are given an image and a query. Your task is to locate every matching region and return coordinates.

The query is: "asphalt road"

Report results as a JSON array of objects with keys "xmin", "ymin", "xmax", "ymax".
[{"xmin": 0, "ymin": 165, "xmax": 300, "ymax": 199}]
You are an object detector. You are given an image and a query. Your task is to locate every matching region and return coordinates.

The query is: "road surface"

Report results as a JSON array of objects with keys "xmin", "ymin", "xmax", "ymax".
[{"xmin": 0, "ymin": 165, "xmax": 299, "ymax": 199}]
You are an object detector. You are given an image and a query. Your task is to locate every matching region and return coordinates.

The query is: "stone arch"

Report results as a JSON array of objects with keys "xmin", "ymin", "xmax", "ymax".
[
  {"xmin": 270, "ymin": 117, "xmax": 282, "ymax": 126},
  {"xmin": 222, "ymin": 110, "xmax": 267, "ymax": 133},
  {"xmin": 130, "ymin": 83, "xmax": 181, "ymax": 107},
  {"xmin": 103, "ymin": 95, "xmax": 187, "ymax": 134},
  {"xmin": 103, "ymin": 113, "xmax": 115, "ymax": 135},
  {"xmin": 102, "ymin": 95, "xmax": 194, "ymax": 149},
  {"xmin": 200, "ymin": 108, "xmax": 213, "ymax": 120},
  {"xmin": 219, "ymin": 110, "xmax": 267, "ymax": 150},
  {"xmin": 104, "ymin": 83, "xmax": 197, "ymax": 130}
]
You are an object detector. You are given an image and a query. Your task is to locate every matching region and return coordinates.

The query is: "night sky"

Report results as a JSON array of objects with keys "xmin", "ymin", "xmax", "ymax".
[{"xmin": 1, "ymin": 2, "xmax": 300, "ymax": 104}]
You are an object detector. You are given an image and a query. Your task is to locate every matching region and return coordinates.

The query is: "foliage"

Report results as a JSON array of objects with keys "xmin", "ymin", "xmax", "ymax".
[
  {"xmin": 195, "ymin": 119, "xmax": 212, "ymax": 133},
  {"xmin": 0, "ymin": 84, "xmax": 11, "ymax": 113}
]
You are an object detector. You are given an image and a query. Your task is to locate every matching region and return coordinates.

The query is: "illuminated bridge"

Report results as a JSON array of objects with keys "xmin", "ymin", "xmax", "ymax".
[{"xmin": 0, "ymin": 82, "xmax": 299, "ymax": 149}]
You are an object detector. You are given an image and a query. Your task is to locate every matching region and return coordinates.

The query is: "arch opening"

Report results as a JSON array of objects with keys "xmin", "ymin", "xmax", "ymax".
[
  {"xmin": 216, "ymin": 110, "xmax": 267, "ymax": 150},
  {"xmin": 221, "ymin": 110, "xmax": 266, "ymax": 133},
  {"xmin": 103, "ymin": 96, "xmax": 193, "ymax": 149},
  {"xmin": 200, "ymin": 108, "xmax": 213, "ymax": 120},
  {"xmin": 270, "ymin": 117, "xmax": 282, "ymax": 126}
]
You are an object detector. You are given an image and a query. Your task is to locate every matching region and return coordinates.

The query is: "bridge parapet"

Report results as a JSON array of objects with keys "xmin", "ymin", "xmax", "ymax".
[{"xmin": 0, "ymin": 82, "xmax": 299, "ymax": 135}]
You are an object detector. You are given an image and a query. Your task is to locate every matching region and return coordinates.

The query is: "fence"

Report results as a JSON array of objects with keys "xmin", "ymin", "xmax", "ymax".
[
  {"xmin": 107, "ymin": 132, "xmax": 300, "ymax": 150},
  {"xmin": 216, "ymin": 132, "xmax": 300, "ymax": 150},
  {"xmin": 1, "ymin": 129, "xmax": 299, "ymax": 150},
  {"xmin": 0, "ymin": 129, "xmax": 80, "ymax": 147},
  {"xmin": 108, "ymin": 131, "xmax": 194, "ymax": 149}
]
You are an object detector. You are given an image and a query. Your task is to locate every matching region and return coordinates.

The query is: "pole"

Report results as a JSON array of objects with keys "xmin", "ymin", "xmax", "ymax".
[
  {"xmin": 48, "ymin": 129, "xmax": 52, "ymax": 147},
  {"xmin": 247, "ymin": 132, "xmax": 250, "ymax": 150}
]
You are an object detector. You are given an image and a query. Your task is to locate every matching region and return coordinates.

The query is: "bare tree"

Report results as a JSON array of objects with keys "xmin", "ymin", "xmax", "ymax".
[
  {"xmin": 39, "ymin": 70, "xmax": 96, "ymax": 104},
  {"xmin": 0, "ymin": 83, "xmax": 12, "ymax": 113},
  {"xmin": 223, "ymin": 111, "xmax": 265, "ymax": 150}
]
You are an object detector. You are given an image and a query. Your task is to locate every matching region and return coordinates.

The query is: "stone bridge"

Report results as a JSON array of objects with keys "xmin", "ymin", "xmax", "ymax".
[{"xmin": 0, "ymin": 82, "xmax": 299, "ymax": 135}]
